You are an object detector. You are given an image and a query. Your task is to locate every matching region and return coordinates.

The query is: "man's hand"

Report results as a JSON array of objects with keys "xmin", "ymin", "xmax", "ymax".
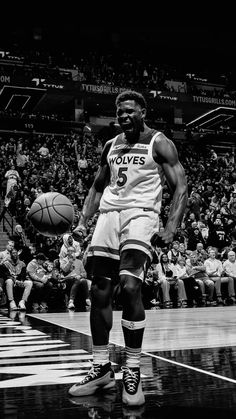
[
  {"xmin": 72, "ymin": 225, "xmax": 87, "ymax": 241},
  {"xmin": 151, "ymin": 229, "xmax": 175, "ymax": 247},
  {"xmin": 15, "ymin": 280, "xmax": 24, "ymax": 288}
]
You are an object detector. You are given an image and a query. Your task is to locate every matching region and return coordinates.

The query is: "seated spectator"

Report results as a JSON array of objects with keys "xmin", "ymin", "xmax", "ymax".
[
  {"xmin": 152, "ymin": 245, "xmax": 165, "ymax": 265},
  {"xmin": 174, "ymin": 222, "xmax": 188, "ymax": 246},
  {"xmin": 174, "ymin": 259, "xmax": 188, "ymax": 307},
  {"xmin": 167, "ymin": 241, "xmax": 180, "ymax": 265},
  {"xmin": 154, "ymin": 253, "xmax": 187, "ymax": 308},
  {"xmin": 204, "ymin": 249, "xmax": 225, "ymax": 305},
  {"xmin": 9, "ymin": 224, "xmax": 33, "ymax": 264},
  {"xmin": 0, "ymin": 240, "xmax": 15, "ymax": 264},
  {"xmin": 207, "ymin": 218, "xmax": 229, "ymax": 252},
  {"xmin": 41, "ymin": 237, "xmax": 60, "ymax": 261},
  {"xmin": 185, "ymin": 252, "xmax": 208, "ymax": 306},
  {"xmin": 43, "ymin": 259, "xmax": 67, "ymax": 309},
  {"xmin": 196, "ymin": 242, "xmax": 208, "ymax": 262},
  {"xmin": 141, "ymin": 267, "xmax": 160, "ymax": 309},
  {"xmin": 0, "ymin": 279, "xmax": 6, "ymax": 307},
  {"xmin": 178, "ymin": 243, "xmax": 188, "ymax": 261},
  {"xmin": 187, "ymin": 227, "xmax": 205, "ymax": 251},
  {"xmin": 26, "ymin": 253, "xmax": 53, "ymax": 312},
  {"xmin": 60, "ymin": 246, "xmax": 90, "ymax": 310},
  {"xmin": 1, "ymin": 248, "xmax": 32, "ymax": 311},
  {"xmin": 59, "ymin": 233, "xmax": 81, "ymax": 261},
  {"xmin": 222, "ymin": 251, "xmax": 236, "ymax": 303}
]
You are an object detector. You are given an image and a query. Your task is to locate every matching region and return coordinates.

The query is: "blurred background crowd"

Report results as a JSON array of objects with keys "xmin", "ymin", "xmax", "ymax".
[{"xmin": 0, "ymin": 26, "xmax": 236, "ymax": 314}]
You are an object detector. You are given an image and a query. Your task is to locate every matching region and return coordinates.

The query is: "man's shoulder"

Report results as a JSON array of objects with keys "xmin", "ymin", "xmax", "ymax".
[
  {"xmin": 152, "ymin": 132, "xmax": 178, "ymax": 163},
  {"xmin": 18, "ymin": 260, "xmax": 26, "ymax": 268},
  {"xmin": 26, "ymin": 258, "xmax": 36, "ymax": 267}
]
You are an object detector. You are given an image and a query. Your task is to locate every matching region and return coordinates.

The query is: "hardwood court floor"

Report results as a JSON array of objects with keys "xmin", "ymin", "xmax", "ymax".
[{"xmin": 0, "ymin": 306, "xmax": 236, "ymax": 419}]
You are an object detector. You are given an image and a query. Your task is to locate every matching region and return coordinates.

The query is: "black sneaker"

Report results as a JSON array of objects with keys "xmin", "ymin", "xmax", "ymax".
[
  {"xmin": 228, "ymin": 296, "xmax": 236, "ymax": 305},
  {"xmin": 217, "ymin": 296, "xmax": 224, "ymax": 306},
  {"xmin": 122, "ymin": 367, "xmax": 145, "ymax": 406},
  {"xmin": 68, "ymin": 362, "xmax": 116, "ymax": 396}
]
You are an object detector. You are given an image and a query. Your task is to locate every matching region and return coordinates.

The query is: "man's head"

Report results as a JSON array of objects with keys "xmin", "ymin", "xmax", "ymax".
[
  {"xmin": 179, "ymin": 243, "xmax": 185, "ymax": 253},
  {"xmin": 11, "ymin": 248, "xmax": 19, "ymax": 262},
  {"xmin": 189, "ymin": 252, "xmax": 198, "ymax": 263},
  {"xmin": 208, "ymin": 249, "xmax": 216, "ymax": 259},
  {"xmin": 63, "ymin": 234, "xmax": 74, "ymax": 246},
  {"xmin": 15, "ymin": 224, "xmax": 23, "ymax": 235},
  {"xmin": 6, "ymin": 241, "xmax": 15, "ymax": 252},
  {"xmin": 115, "ymin": 90, "xmax": 147, "ymax": 143},
  {"xmin": 191, "ymin": 221, "xmax": 198, "ymax": 229},
  {"xmin": 35, "ymin": 253, "xmax": 47, "ymax": 265},
  {"xmin": 172, "ymin": 241, "xmax": 179, "ymax": 251},
  {"xmin": 228, "ymin": 251, "xmax": 236, "ymax": 262},
  {"xmin": 196, "ymin": 243, "xmax": 204, "ymax": 251}
]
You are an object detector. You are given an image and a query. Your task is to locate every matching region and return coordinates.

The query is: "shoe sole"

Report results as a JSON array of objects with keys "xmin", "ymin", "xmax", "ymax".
[
  {"xmin": 122, "ymin": 392, "xmax": 145, "ymax": 406},
  {"xmin": 122, "ymin": 382, "xmax": 145, "ymax": 406},
  {"xmin": 68, "ymin": 377, "xmax": 116, "ymax": 396}
]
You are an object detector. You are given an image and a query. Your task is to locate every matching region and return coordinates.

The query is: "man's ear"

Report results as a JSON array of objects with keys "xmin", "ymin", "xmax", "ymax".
[{"xmin": 141, "ymin": 108, "xmax": 147, "ymax": 119}]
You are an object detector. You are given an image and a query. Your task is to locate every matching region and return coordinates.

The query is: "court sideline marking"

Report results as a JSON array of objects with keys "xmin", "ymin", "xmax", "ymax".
[{"xmin": 28, "ymin": 314, "xmax": 236, "ymax": 385}]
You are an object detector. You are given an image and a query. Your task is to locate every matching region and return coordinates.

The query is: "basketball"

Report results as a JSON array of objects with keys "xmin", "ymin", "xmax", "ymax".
[{"xmin": 27, "ymin": 192, "xmax": 74, "ymax": 237}]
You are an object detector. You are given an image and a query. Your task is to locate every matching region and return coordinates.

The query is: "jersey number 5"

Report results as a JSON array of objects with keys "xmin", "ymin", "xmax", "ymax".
[{"xmin": 117, "ymin": 167, "xmax": 128, "ymax": 187}]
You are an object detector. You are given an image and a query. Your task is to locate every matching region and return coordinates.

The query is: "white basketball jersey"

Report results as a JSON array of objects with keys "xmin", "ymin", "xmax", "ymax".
[{"xmin": 99, "ymin": 130, "xmax": 165, "ymax": 213}]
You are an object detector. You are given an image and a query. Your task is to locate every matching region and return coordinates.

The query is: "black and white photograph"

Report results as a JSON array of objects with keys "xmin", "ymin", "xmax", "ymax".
[{"xmin": 0, "ymin": 23, "xmax": 236, "ymax": 419}]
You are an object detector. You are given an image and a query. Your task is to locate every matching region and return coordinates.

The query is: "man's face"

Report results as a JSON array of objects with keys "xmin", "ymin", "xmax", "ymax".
[
  {"xmin": 179, "ymin": 244, "xmax": 185, "ymax": 252},
  {"xmin": 209, "ymin": 250, "xmax": 216, "ymax": 258},
  {"xmin": 190, "ymin": 254, "xmax": 197, "ymax": 263},
  {"xmin": 197, "ymin": 243, "xmax": 203, "ymax": 251},
  {"xmin": 11, "ymin": 249, "xmax": 18, "ymax": 262},
  {"xmin": 116, "ymin": 100, "xmax": 145, "ymax": 143},
  {"xmin": 228, "ymin": 253, "xmax": 236, "ymax": 262},
  {"xmin": 173, "ymin": 243, "xmax": 179, "ymax": 251},
  {"xmin": 68, "ymin": 236, "xmax": 73, "ymax": 245},
  {"xmin": 7, "ymin": 242, "xmax": 14, "ymax": 252}
]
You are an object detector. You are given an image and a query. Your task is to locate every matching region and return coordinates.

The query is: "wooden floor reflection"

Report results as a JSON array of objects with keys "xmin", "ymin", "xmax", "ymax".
[{"xmin": 0, "ymin": 306, "xmax": 236, "ymax": 418}]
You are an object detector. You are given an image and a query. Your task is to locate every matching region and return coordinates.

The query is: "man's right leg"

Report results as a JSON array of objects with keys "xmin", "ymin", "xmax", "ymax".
[
  {"xmin": 68, "ymin": 276, "xmax": 116, "ymax": 396},
  {"xmin": 5, "ymin": 278, "xmax": 17, "ymax": 310}
]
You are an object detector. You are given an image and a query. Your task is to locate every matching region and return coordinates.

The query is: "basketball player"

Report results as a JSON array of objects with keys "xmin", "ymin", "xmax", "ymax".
[{"xmin": 69, "ymin": 90, "xmax": 188, "ymax": 406}]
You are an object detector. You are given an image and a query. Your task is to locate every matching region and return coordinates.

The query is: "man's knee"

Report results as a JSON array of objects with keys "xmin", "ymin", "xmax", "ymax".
[
  {"xmin": 90, "ymin": 276, "xmax": 112, "ymax": 306},
  {"xmin": 34, "ymin": 282, "xmax": 43, "ymax": 289},
  {"xmin": 91, "ymin": 275, "xmax": 111, "ymax": 290},
  {"xmin": 5, "ymin": 278, "xmax": 13, "ymax": 286},
  {"xmin": 24, "ymin": 280, "xmax": 33, "ymax": 289},
  {"xmin": 120, "ymin": 270, "xmax": 143, "ymax": 298}
]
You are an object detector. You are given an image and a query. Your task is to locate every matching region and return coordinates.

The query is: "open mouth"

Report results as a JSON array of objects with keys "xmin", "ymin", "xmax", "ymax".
[{"xmin": 122, "ymin": 123, "xmax": 133, "ymax": 131}]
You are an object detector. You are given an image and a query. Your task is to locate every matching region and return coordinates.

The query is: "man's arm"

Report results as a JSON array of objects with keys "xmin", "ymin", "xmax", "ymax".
[
  {"xmin": 153, "ymin": 134, "xmax": 188, "ymax": 244},
  {"xmin": 73, "ymin": 140, "xmax": 112, "ymax": 235}
]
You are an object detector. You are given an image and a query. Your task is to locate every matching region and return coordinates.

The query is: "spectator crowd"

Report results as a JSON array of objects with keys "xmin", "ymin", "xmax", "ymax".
[{"xmin": 0, "ymin": 119, "xmax": 236, "ymax": 314}]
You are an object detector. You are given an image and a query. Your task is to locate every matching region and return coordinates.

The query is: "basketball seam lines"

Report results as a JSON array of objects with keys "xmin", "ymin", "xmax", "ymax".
[{"xmin": 29, "ymin": 204, "xmax": 72, "ymax": 216}]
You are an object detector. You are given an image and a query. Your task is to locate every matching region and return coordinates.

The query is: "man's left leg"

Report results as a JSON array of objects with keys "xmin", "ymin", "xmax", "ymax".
[
  {"xmin": 18, "ymin": 280, "xmax": 33, "ymax": 311},
  {"xmin": 120, "ymin": 262, "xmax": 146, "ymax": 407}
]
